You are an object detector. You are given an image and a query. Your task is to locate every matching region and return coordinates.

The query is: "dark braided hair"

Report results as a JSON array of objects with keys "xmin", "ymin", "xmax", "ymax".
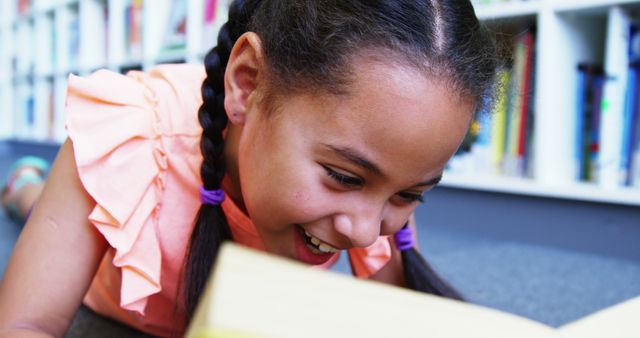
[
  {"xmin": 185, "ymin": 0, "xmax": 497, "ymax": 319},
  {"xmin": 183, "ymin": 0, "xmax": 262, "ymax": 318}
]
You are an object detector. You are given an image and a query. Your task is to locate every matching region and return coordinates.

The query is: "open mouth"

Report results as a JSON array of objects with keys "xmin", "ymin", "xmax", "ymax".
[{"xmin": 297, "ymin": 226, "xmax": 339, "ymax": 254}]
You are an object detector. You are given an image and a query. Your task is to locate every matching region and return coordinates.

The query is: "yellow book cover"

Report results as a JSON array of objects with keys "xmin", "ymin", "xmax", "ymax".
[
  {"xmin": 504, "ymin": 33, "xmax": 526, "ymax": 175},
  {"xmin": 491, "ymin": 68, "xmax": 510, "ymax": 171},
  {"xmin": 186, "ymin": 243, "xmax": 640, "ymax": 338}
]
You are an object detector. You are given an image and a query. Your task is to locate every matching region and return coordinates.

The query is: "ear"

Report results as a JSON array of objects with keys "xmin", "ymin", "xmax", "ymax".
[{"xmin": 224, "ymin": 32, "xmax": 265, "ymax": 125}]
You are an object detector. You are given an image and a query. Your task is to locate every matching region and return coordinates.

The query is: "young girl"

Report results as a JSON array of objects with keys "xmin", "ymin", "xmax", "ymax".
[{"xmin": 0, "ymin": 0, "xmax": 497, "ymax": 337}]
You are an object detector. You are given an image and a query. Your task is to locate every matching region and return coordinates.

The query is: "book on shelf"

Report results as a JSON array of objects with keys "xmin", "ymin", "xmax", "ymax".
[
  {"xmin": 631, "ymin": 57, "xmax": 640, "ymax": 187},
  {"xmin": 78, "ymin": 0, "xmax": 109, "ymax": 71},
  {"xmin": 51, "ymin": 12, "xmax": 57, "ymax": 71},
  {"xmin": 622, "ymin": 25, "xmax": 640, "ymax": 187},
  {"xmin": 621, "ymin": 64, "xmax": 640, "ymax": 186},
  {"xmin": 599, "ymin": 6, "xmax": 634, "ymax": 188},
  {"xmin": 490, "ymin": 67, "xmax": 510, "ymax": 173},
  {"xmin": 570, "ymin": 8, "xmax": 640, "ymax": 188},
  {"xmin": 124, "ymin": 0, "xmax": 144, "ymax": 61},
  {"xmin": 202, "ymin": 0, "xmax": 232, "ymax": 53},
  {"xmin": 15, "ymin": 80, "xmax": 35, "ymax": 139},
  {"xmin": 186, "ymin": 243, "xmax": 640, "ymax": 338},
  {"xmin": 575, "ymin": 63, "xmax": 604, "ymax": 182},
  {"xmin": 103, "ymin": 3, "xmax": 109, "ymax": 65},
  {"xmin": 519, "ymin": 29, "xmax": 536, "ymax": 178},
  {"xmin": 590, "ymin": 74, "xmax": 605, "ymax": 183},
  {"xmin": 159, "ymin": 0, "xmax": 187, "ymax": 58},
  {"xmin": 18, "ymin": 0, "xmax": 30, "ymax": 17},
  {"xmin": 457, "ymin": 28, "xmax": 535, "ymax": 178},
  {"xmin": 68, "ymin": 7, "xmax": 80, "ymax": 71},
  {"xmin": 631, "ymin": 127, "xmax": 640, "ymax": 187},
  {"xmin": 203, "ymin": 0, "xmax": 219, "ymax": 49},
  {"xmin": 54, "ymin": 4, "xmax": 80, "ymax": 73},
  {"xmin": 504, "ymin": 28, "xmax": 535, "ymax": 178}
]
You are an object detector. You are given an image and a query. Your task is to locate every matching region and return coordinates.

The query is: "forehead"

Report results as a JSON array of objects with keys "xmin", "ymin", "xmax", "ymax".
[
  {"xmin": 269, "ymin": 58, "xmax": 473, "ymax": 182},
  {"xmin": 334, "ymin": 62, "xmax": 469, "ymax": 165}
]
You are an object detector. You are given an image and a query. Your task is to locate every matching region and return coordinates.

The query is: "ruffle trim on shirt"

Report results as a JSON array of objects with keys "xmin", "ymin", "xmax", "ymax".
[{"xmin": 66, "ymin": 70, "xmax": 168, "ymax": 315}]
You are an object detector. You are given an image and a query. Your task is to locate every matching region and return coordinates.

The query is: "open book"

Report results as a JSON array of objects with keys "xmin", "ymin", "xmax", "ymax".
[{"xmin": 186, "ymin": 243, "xmax": 640, "ymax": 338}]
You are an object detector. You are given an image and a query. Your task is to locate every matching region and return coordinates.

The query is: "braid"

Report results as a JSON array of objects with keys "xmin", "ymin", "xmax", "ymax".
[
  {"xmin": 401, "ymin": 248, "xmax": 463, "ymax": 300},
  {"xmin": 184, "ymin": 0, "xmax": 262, "ymax": 319}
]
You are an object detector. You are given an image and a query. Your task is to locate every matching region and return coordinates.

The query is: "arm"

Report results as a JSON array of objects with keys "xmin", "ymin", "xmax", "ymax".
[
  {"xmin": 368, "ymin": 214, "xmax": 419, "ymax": 287},
  {"xmin": 0, "ymin": 139, "xmax": 108, "ymax": 338}
]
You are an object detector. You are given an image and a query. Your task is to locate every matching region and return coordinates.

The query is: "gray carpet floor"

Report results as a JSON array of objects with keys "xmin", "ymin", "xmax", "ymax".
[{"xmin": 1, "ymin": 141, "xmax": 639, "ymax": 337}]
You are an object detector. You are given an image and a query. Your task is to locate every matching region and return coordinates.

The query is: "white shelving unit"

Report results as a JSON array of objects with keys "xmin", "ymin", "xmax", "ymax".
[
  {"xmin": 475, "ymin": 0, "xmax": 541, "ymax": 19},
  {"xmin": 0, "ymin": 0, "xmax": 231, "ymax": 143},
  {"xmin": 442, "ymin": 172, "xmax": 640, "ymax": 206},
  {"xmin": 445, "ymin": 0, "xmax": 640, "ymax": 205}
]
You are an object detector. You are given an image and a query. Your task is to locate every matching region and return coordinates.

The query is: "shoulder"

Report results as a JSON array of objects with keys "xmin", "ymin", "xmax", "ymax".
[
  {"xmin": 66, "ymin": 63, "xmax": 205, "ymax": 112},
  {"xmin": 147, "ymin": 63, "xmax": 206, "ymax": 92}
]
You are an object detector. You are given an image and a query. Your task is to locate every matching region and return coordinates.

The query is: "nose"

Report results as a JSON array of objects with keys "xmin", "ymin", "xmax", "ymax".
[{"xmin": 333, "ymin": 202, "xmax": 384, "ymax": 248}]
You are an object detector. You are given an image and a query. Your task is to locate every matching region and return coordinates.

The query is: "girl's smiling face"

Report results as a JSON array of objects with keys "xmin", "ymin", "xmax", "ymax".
[{"xmin": 224, "ymin": 45, "xmax": 473, "ymax": 265}]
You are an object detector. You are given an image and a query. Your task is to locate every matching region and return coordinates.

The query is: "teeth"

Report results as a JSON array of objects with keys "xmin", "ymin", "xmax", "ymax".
[
  {"xmin": 304, "ymin": 230, "xmax": 338, "ymax": 253},
  {"xmin": 318, "ymin": 243, "xmax": 334, "ymax": 253}
]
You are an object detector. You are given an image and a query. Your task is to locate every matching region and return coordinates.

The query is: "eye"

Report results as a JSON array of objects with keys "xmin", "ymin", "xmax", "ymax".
[
  {"xmin": 394, "ymin": 192, "xmax": 425, "ymax": 205},
  {"xmin": 322, "ymin": 165, "xmax": 364, "ymax": 188}
]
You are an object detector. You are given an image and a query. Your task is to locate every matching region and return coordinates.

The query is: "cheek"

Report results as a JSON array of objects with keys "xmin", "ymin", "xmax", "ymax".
[
  {"xmin": 287, "ymin": 188, "xmax": 332, "ymax": 220},
  {"xmin": 238, "ymin": 152, "xmax": 326, "ymax": 228}
]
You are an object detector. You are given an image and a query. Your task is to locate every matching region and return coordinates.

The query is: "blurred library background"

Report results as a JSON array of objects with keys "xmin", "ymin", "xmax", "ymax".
[{"xmin": 0, "ymin": 0, "xmax": 639, "ymax": 333}]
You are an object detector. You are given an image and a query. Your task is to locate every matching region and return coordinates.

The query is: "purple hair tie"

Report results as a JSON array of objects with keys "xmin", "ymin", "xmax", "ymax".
[
  {"xmin": 394, "ymin": 223, "xmax": 415, "ymax": 251},
  {"xmin": 199, "ymin": 186, "xmax": 225, "ymax": 205}
]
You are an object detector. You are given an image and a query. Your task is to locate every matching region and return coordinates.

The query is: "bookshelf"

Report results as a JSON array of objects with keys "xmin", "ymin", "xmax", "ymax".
[
  {"xmin": 1, "ymin": 0, "xmax": 640, "ymax": 205},
  {"xmin": 0, "ymin": 0, "xmax": 231, "ymax": 142},
  {"xmin": 453, "ymin": 0, "xmax": 640, "ymax": 205}
]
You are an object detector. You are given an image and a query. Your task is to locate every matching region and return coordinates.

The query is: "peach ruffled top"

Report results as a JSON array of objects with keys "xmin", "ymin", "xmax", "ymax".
[{"xmin": 64, "ymin": 64, "xmax": 392, "ymax": 337}]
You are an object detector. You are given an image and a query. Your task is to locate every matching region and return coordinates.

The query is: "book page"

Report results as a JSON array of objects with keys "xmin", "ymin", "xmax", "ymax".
[
  {"xmin": 187, "ymin": 244, "xmax": 557, "ymax": 338},
  {"xmin": 557, "ymin": 296, "xmax": 640, "ymax": 338}
]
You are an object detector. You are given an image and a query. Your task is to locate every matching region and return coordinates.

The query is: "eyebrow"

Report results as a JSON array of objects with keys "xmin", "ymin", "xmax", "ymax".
[
  {"xmin": 324, "ymin": 144, "xmax": 384, "ymax": 177},
  {"xmin": 414, "ymin": 174, "xmax": 443, "ymax": 187},
  {"xmin": 322, "ymin": 144, "xmax": 443, "ymax": 187}
]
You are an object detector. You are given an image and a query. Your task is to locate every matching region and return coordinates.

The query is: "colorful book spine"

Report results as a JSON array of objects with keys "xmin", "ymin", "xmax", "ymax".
[
  {"xmin": 575, "ymin": 64, "xmax": 604, "ymax": 182},
  {"xmin": 504, "ymin": 44, "xmax": 522, "ymax": 175},
  {"xmin": 490, "ymin": 67, "xmax": 511, "ymax": 173},
  {"xmin": 125, "ymin": 0, "xmax": 144, "ymax": 60},
  {"xmin": 576, "ymin": 65, "xmax": 587, "ymax": 180},
  {"xmin": 203, "ymin": 0, "xmax": 218, "ymax": 48},
  {"xmin": 517, "ymin": 30, "xmax": 535, "ymax": 177},
  {"xmin": 18, "ymin": 0, "xmax": 30, "ymax": 16},
  {"xmin": 204, "ymin": 0, "xmax": 217, "ymax": 25},
  {"xmin": 504, "ymin": 29, "xmax": 534, "ymax": 177},
  {"xmin": 589, "ymin": 75, "xmax": 605, "ymax": 181},
  {"xmin": 599, "ymin": 6, "xmax": 632, "ymax": 188},
  {"xmin": 160, "ymin": 0, "xmax": 187, "ymax": 55}
]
